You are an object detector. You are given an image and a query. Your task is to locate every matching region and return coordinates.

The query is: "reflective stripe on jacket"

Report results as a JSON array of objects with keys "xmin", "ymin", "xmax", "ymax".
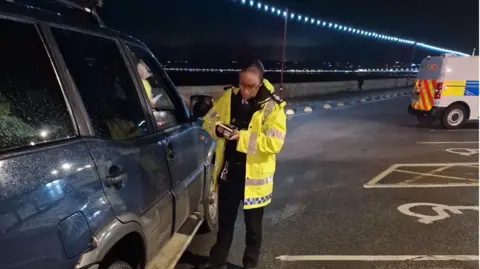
[{"xmin": 202, "ymin": 79, "xmax": 287, "ymax": 209}]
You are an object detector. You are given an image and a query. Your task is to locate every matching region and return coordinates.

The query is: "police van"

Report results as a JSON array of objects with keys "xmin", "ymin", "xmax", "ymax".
[{"xmin": 408, "ymin": 54, "xmax": 479, "ymax": 128}]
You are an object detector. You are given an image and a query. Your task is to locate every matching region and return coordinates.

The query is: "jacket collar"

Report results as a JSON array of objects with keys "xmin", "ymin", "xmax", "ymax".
[{"xmin": 232, "ymin": 78, "xmax": 274, "ymax": 102}]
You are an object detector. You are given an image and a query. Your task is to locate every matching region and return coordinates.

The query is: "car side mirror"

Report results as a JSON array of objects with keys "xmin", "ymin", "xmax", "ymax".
[{"xmin": 190, "ymin": 94, "xmax": 213, "ymax": 118}]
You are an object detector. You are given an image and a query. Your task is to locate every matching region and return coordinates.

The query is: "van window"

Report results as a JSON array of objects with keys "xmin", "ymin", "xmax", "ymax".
[
  {"xmin": 0, "ymin": 19, "xmax": 75, "ymax": 151},
  {"xmin": 52, "ymin": 28, "xmax": 150, "ymax": 141},
  {"xmin": 417, "ymin": 58, "xmax": 443, "ymax": 79}
]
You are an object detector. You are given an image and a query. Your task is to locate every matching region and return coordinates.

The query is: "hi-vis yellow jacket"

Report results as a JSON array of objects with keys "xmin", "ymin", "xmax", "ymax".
[{"xmin": 203, "ymin": 79, "xmax": 287, "ymax": 209}]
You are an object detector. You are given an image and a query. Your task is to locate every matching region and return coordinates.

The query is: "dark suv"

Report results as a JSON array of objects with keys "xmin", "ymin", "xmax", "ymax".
[{"xmin": 0, "ymin": 1, "xmax": 217, "ymax": 269}]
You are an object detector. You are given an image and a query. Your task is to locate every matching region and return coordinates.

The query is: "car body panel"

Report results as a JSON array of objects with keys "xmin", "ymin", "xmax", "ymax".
[{"xmin": 0, "ymin": 141, "xmax": 114, "ymax": 269}]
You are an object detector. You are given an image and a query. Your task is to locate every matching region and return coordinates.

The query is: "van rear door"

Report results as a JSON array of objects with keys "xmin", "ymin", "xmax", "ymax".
[{"xmin": 412, "ymin": 57, "xmax": 443, "ymax": 111}]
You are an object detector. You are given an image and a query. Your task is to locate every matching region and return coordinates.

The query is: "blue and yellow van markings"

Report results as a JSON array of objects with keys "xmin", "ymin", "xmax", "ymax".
[
  {"xmin": 465, "ymin": 80, "xmax": 479, "ymax": 96},
  {"xmin": 442, "ymin": 80, "xmax": 479, "ymax": 97}
]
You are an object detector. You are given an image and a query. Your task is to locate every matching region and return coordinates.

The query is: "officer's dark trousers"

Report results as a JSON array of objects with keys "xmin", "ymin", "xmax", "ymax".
[{"xmin": 209, "ymin": 162, "xmax": 264, "ymax": 268}]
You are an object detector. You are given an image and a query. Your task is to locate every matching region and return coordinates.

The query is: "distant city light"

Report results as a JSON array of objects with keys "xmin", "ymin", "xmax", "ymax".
[{"xmin": 164, "ymin": 67, "xmax": 419, "ymax": 74}]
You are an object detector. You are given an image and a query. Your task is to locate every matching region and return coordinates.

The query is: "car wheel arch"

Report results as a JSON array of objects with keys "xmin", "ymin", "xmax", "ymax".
[
  {"xmin": 446, "ymin": 101, "xmax": 470, "ymax": 119},
  {"xmin": 76, "ymin": 215, "xmax": 147, "ymax": 269}
]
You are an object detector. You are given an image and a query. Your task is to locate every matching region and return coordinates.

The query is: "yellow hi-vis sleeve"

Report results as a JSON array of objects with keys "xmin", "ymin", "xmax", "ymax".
[
  {"xmin": 202, "ymin": 92, "xmax": 228, "ymax": 140},
  {"xmin": 142, "ymin": 79, "xmax": 153, "ymax": 99},
  {"xmin": 236, "ymin": 108, "xmax": 286, "ymax": 155}
]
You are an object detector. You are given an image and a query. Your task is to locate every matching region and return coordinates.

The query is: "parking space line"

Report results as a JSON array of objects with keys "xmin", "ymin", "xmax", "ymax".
[
  {"xmin": 364, "ymin": 183, "xmax": 479, "ymax": 188},
  {"xmin": 395, "ymin": 169, "xmax": 477, "ymax": 182},
  {"xmin": 417, "ymin": 141, "xmax": 479, "ymax": 144},
  {"xmin": 364, "ymin": 164, "xmax": 400, "ymax": 186},
  {"xmin": 402, "ymin": 166, "xmax": 451, "ymax": 184},
  {"xmin": 276, "ymin": 255, "xmax": 479, "ymax": 261},
  {"xmin": 430, "ymin": 129, "xmax": 478, "ymax": 132},
  {"xmin": 363, "ymin": 162, "xmax": 479, "ymax": 188},
  {"xmin": 389, "ymin": 162, "xmax": 478, "ymax": 166}
]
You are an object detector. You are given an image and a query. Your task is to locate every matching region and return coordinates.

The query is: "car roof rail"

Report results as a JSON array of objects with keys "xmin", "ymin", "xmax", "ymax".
[
  {"xmin": 4, "ymin": 0, "xmax": 105, "ymax": 27},
  {"xmin": 56, "ymin": 0, "xmax": 104, "ymax": 26}
]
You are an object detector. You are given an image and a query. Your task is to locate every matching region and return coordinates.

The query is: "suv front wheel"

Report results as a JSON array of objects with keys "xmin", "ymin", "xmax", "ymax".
[
  {"xmin": 105, "ymin": 261, "xmax": 133, "ymax": 269},
  {"xmin": 201, "ymin": 178, "xmax": 218, "ymax": 232}
]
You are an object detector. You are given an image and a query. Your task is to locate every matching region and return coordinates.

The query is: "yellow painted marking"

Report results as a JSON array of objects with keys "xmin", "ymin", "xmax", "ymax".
[
  {"xmin": 401, "ymin": 165, "xmax": 451, "ymax": 184},
  {"xmin": 388, "ymin": 162, "xmax": 478, "ymax": 166},
  {"xmin": 395, "ymin": 169, "xmax": 477, "ymax": 182},
  {"xmin": 363, "ymin": 164, "xmax": 400, "ymax": 186},
  {"xmin": 363, "ymin": 162, "xmax": 479, "ymax": 188},
  {"xmin": 365, "ymin": 183, "xmax": 479, "ymax": 188}
]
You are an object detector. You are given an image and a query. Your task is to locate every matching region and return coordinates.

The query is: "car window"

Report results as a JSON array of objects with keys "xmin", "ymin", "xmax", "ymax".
[
  {"xmin": 0, "ymin": 19, "xmax": 75, "ymax": 152},
  {"xmin": 52, "ymin": 28, "xmax": 150, "ymax": 141},
  {"xmin": 127, "ymin": 45, "xmax": 179, "ymax": 130}
]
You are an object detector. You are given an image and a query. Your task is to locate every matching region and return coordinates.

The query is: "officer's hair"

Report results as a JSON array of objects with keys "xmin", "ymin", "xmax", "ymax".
[{"xmin": 240, "ymin": 60, "xmax": 264, "ymax": 79}]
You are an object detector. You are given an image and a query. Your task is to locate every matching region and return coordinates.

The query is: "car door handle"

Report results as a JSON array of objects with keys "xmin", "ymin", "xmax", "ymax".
[
  {"xmin": 105, "ymin": 165, "xmax": 127, "ymax": 188},
  {"xmin": 166, "ymin": 143, "xmax": 175, "ymax": 160}
]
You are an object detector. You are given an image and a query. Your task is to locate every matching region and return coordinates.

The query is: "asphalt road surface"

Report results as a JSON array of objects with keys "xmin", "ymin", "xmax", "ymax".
[{"xmin": 176, "ymin": 89, "xmax": 479, "ymax": 269}]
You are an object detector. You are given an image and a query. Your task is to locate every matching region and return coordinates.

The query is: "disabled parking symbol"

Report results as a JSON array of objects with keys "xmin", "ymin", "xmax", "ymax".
[
  {"xmin": 398, "ymin": 202, "xmax": 479, "ymax": 224},
  {"xmin": 445, "ymin": 148, "xmax": 479, "ymax": 156}
]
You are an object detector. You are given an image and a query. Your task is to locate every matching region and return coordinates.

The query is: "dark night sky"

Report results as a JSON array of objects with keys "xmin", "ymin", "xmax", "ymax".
[{"xmin": 100, "ymin": 0, "xmax": 479, "ymax": 66}]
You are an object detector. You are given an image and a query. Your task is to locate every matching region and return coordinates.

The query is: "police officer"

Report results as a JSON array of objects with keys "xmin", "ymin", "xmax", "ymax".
[{"xmin": 199, "ymin": 60, "xmax": 287, "ymax": 269}]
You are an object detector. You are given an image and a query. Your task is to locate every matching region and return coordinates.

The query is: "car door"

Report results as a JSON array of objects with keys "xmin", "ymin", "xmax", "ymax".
[
  {"xmin": 49, "ymin": 26, "xmax": 174, "ymax": 258},
  {"xmin": 0, "ymin": 17, "xmax": 115, "ymax": 269},
  {"xmin": 124, "ymin": 43, "xmax": 206, "ymax": 232}
]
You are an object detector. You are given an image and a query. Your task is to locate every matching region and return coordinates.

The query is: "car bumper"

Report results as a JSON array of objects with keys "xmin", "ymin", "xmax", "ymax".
[{"xmin": 408, "ymin": 105, "xmax": 446, "ymax": 118}]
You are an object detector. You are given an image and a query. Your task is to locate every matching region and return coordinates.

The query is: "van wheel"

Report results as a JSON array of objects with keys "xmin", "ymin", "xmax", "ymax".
[
  {"xmin": 200, "ymin": 178, "xmax": 218, "ymax": 232},
  {"xmin": 442, "ymin": 104, "xmax": 466, "ymax": 129},
  {"xmin": 416, "ymin": 114, "xmax": 435, "ymax": 125},
  {"xmin": 105, "ymin": 261, "xmax": 133, "ymax": 269}
]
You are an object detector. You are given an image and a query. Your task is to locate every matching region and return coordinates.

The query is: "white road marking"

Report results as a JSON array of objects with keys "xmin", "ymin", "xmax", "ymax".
[
  {"xmin": 287, "ymin": 90, "xmax": 416, "ymax": 118},
  {"xmin": 364, "ymin": 163, "xmax": 479, "ymax": 188},
  {"xmin": 417, "ymin": 141, "xmax": 479, "ymax": 144},
  {"xmin": 445, "ymin": 148, "xmax": 479, "ymax": 156},
  {"xmin": 287, "ymin": 112, "xmax": 311, "ymax": 119},
  {"xmin": 398, "ymin": 202, "xmax": 479, "ymax": 224},
  {"xmin": 276, "ymin": 255, "xmax": 479, "ymax": 261},
  {"xmin": 395, "ymin": 169, "xmax": 477, "ymax": 182},
  {"xmin": 430, "ymin": 129, "xmax": 478, "ymax": 132},
  {"xmin": 363, "ymin": 164, "xmax": 400, "ymax": 186},
  {"xmin": 402, "ymin": 165, "xmax": 451, "ymax": 184},
  {"xmin": 388, "ymin": 162, "xmax": 478, "ymax": 166},
  {"xmin": 364, "ymin": 183, "xmax": 478, "ymax": 188}
]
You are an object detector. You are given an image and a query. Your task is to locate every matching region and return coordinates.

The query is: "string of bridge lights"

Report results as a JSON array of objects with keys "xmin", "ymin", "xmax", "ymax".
[
  {"xmin": 165, "ymin": 67, "xmax": 419, "ymax": 73},
  {"xmin": 233, "ymin": 0, "xmax": 469, "ymax": 57}
]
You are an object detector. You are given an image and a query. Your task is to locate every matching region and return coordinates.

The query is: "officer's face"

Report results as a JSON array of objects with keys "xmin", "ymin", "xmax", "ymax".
[{"xmin": 239, "ymin": 71, "xmax": 261, "ymax": 100}]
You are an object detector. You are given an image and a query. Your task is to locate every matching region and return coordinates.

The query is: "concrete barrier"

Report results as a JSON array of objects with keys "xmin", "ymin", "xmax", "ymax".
[
  {"xmin": 177, "ymin": 78, "xmax": 411, "ymax": 100},
  {"xmin": 179, "ymin": 78, "xmax": 412, "ymax": 99}
]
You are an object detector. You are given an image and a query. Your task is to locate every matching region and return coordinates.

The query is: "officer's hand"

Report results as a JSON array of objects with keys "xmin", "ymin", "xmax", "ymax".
[
  {"xmin": 216, "ymin": 125, "xmax": 224, "ymax": 134},
  {"xmin": 226, "ymin": 129, "xmax": 239, "ymax": 140}
]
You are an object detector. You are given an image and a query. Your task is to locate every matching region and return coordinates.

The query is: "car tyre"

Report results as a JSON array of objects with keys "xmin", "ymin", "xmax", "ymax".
[
  {"xmin": 200, "ymin": 161, "xmax": 218, "ymax": 232},
  {"xmin": 104, "ymin": 261, "xmax": 133, "ymax": 269},
  {"xmin": 200, "ymin": 179, "xmax": 218, "ymax": 232},
  {"xmin": 441, "ymin": 104, "xmax": 466, "ymax": 129}
]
